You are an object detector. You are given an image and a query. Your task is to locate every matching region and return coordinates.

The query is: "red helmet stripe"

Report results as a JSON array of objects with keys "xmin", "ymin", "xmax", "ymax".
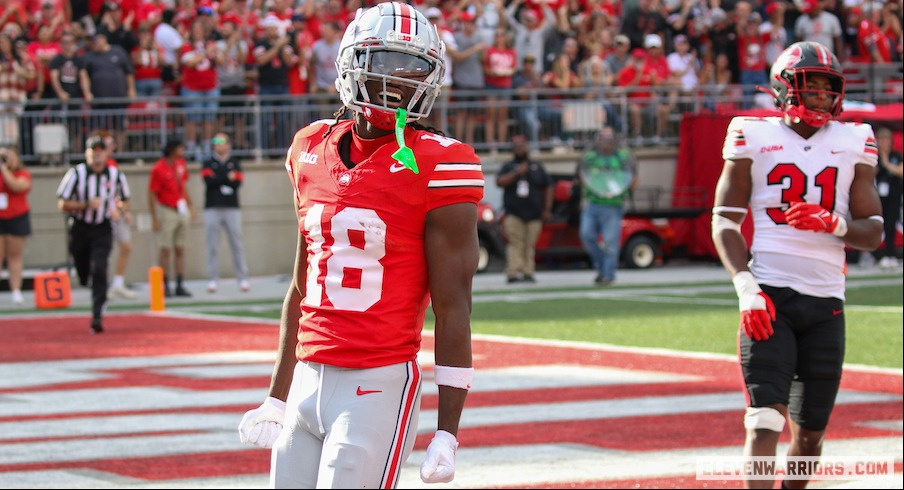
[
  {"xmin": 815, "ymin": 43, "xmax": 831, "ymax": 66},
  {"xmin": 397, "ymin": 2, "xmax": 415, "ymax": 37}
]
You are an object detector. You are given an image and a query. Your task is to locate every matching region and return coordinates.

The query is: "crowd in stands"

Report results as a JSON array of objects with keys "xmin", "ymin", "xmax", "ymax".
[{"xmin": 0, "ymin": 0, "xmax": 901, "ymax": 158}]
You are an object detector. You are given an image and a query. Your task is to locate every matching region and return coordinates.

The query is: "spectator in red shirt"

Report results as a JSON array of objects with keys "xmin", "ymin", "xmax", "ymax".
[
  {"xmin": 134, "ymin": 0, "xmax": 165, "ymax": 31},
  {"xmin": 617, "ymin": 47, "xmax": 661, "ymax": 142},
  {"xmin": 131, "ymin": 24, "xmax": 164, "ymax": 97},
  {"xmin": 879, "ymin": 1, "xmax": 902, "ymax": 62},
  {"xmin": 639, "ymin": 34, "xmax": 673, "ymax": 142},
  {"xmin": 26, "ymin": 0, "xmax": 67, "ymax": 41},
  {"xmin": 484, "ymin": 28, "xmax": 518, "ymax": 153},
  {"xmin": 148, "ymin": 138, "xmax": 196, "ymax": 298},
  {"xmin": 737, "ymin": 12, "xmax": 769, "ymax": 108},
  {"xmin": 0, "ymin": 146, "xmax": 31, "ymax": 305},
  {"xmin": 287, "ymin": 12, "xmax": 313, "ymax": 97},
  {"xmin": 27, "ymin": 24, "xmax": 61, "ymax": 100},
  {"xmin": 0, "ymin": 0, "xmax": 27, "ymax": 33},
  {"xmin": 180, "ymin": 17, "xmax": 224, "ymax": 162},
  {"xmin": 854, "ymin": 3, "xmax": 892, "ymax": 63}
]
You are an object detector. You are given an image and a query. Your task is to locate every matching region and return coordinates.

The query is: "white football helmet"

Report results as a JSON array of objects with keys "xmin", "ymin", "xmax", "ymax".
[{"xmin": 335, "ymin": 2, "xmax": 446, "ymax": 130}]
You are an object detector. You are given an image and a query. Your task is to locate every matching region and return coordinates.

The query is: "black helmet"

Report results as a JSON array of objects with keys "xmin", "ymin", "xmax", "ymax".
[{"xmin": 769, "ymin": 41, "xmax": 844, "ymax": 127}]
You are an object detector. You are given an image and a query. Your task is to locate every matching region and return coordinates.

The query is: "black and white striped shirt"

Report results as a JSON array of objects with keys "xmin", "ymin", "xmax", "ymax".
[{"xmin": 56, "ymin": 163, "xmax": 131, "ymax": 225}]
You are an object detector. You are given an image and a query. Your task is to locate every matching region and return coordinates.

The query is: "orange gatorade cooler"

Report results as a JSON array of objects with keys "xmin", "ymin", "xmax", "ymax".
[{"xmin": 33, "ymin": 271, "xmax": 72, "ymax": 309}]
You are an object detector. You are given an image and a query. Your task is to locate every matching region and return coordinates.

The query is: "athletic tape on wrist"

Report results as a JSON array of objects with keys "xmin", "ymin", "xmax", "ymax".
[
  {"xmin": 712, "ymin": 206, "xmax": 749, "ymax": 216},
  {"xmin": 867, "ymin": 215, "xmax": 885, "ymax": 224},
  {"xmin": 433, "ymin": 365, "xmax": 474, "ymax": 390},
  {"xmin": 831, "ymin": 215, "xmax": 848, "ymax": 237},
  {"xmin": 732, "ymin": 271, "xmax": 761, "ymax": 298}
]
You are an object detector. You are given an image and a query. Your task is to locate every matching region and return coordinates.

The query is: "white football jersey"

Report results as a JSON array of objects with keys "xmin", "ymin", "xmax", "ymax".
[{"xmin": 722, "ymin": 116, "xmax": 878, "ymax": 299}]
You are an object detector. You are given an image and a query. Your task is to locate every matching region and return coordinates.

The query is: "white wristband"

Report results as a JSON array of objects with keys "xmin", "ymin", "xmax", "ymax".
[
  {"xmin": 433, "ymin": 365, "xmax": 474, "ymax": 390},
  {"xmin": 831, "ymin": 215, "xmax": 848, "ymax": 237},
  {"xmin": 732, "ymin": 271, "xmax": 761, "ymax": 299},
  {"xmin": 867, "ymin": 215, "xmax": 885, "ymax": 224}
]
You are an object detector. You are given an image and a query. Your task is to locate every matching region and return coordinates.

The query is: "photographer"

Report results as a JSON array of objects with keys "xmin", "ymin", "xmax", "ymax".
[{"xmin": 0, "ymin": 147, "xmax": 32, "ymax": 305}]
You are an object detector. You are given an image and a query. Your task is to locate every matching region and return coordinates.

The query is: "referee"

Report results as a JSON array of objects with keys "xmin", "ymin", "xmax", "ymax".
[{"xmin": 57, "ymin": 136, "xmax": 132, "ymax": 334}]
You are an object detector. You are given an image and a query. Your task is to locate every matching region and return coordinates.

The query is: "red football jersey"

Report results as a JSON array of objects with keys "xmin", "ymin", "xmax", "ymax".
[{"xmin": 285, "ymin": 120, "xmax": 484, "ymax": 368}]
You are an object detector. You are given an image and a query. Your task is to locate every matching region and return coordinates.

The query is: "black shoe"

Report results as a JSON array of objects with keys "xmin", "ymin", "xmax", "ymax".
[
  {"xmin": 90, "ymin": 319, "xmax": 104, "ymax": 334},
  {"xmin": 523, "ymin": 275, "xmax": 536, "ymax": 283},
  {"xmin": 507, "ymin": 276, "xmax": 521, "ymax": 284},
  {"xmin": 164, "ymin": 287, "xmax": 173, "ymax": 298},
  {"xmin": 175, "ymin": 286, "xmax": 193, "ymax": 297},
  {"xmin": 595, "ymin": 277, "xmax": 614, "ymax": 286}
]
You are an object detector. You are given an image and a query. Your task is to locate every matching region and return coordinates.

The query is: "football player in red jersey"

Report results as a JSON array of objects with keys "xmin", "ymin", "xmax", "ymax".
[
  {"xmin": 238, "ymin": 2, "xmax": 483, "ymax": 488},
  {"xmin": 711, "ymin": 41, "xmax": 883, "ymax": 489}
]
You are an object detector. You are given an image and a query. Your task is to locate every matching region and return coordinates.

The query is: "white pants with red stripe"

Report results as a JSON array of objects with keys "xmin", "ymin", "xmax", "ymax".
[{"xmin": 271, "ymin": 360, "xmax": 422, "ymax": 489}]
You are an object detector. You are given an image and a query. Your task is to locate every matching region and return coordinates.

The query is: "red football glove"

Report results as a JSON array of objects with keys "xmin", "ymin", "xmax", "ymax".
[
  {"xmin": 784, "ymin": 202, "xmax": 848, "ymax": 237},
  {"xmin": 733, "ymin": 272, "xmax": 776, "ymax": 341}
]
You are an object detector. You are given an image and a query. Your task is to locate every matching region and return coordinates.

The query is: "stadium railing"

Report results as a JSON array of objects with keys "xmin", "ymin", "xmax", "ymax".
[{"xmin": 12, "ymin": 62, "xmax": 903, "ymax": 166}]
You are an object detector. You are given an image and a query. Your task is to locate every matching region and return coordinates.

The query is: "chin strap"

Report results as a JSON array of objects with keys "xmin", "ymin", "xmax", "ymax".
[{"xmin": 391, "ymin": 108, "xmax": 419, "ymax": 174}]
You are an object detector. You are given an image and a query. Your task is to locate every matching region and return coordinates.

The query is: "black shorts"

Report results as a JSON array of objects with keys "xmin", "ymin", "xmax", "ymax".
[
  {"xmin": 738, "ymin": 285, "xmax": 846, "ymax": 431},
  {"xmin": 220, "ymin": 85, "xmax": 249, "ymax": 108},
  {"xmin": 0, "ymin": 211, "xmax": 31, "ymax": 236}
]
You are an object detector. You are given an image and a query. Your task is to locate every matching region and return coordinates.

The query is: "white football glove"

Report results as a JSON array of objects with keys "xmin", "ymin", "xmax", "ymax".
[
  {"xmin": 420, "ymin": 430, "xmax": 459, "ymax": 484},
  {"xmin": 238, "ymin": 396, "xmax": 287, "ymax": 449}
]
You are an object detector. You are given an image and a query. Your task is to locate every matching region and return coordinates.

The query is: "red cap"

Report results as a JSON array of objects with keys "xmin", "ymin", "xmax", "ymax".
[
  {"xmin": 800, "ymin": 0, "xmax": 818, "ymax": 14},
  {"xmin": 460, "ymin": 11, "xmax": 476, "ymax": 22},
  {"xmin": 219, "ymin": 13, "xmax": 241, "ymax": 26},
  {"xmin": 765, "ymin": 2, "xmax": 780, "ymax": 16},
  {"xmin": 631, "ymin": 47, "xmax": 647, "ymax": 59}
]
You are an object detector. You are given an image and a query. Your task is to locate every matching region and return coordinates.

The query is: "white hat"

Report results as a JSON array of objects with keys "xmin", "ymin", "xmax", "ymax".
[
  {"xmin": 260, "ymin": 15, "xmax": 282, "ymax": 28},
  {"xmin": 644, "ymin": 34, "xmax": 662, "ymax": 48},
  {"xmin": 424, "ymin": 7, "xmax": 442, "ymax": 19}
]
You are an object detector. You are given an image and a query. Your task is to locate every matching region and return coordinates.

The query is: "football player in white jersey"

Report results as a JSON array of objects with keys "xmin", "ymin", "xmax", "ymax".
[{"xmin": 712, "ymin": 41, "xmax": 883, "ymax": 489}]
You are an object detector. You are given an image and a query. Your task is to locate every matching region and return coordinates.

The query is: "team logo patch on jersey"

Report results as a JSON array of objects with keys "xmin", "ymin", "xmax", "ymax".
[
  {"xmin": 298, "ymin": 152, "xmax": 318, "ymax": 165},
  {"xmin": 760, "ymin": 145, "xmax": 784, "ymax": 153}
]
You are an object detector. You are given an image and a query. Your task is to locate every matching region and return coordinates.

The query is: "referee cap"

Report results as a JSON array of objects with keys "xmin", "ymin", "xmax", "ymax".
[{"xmin": 86, "ymin": 136, "xmax": 107, "ymax": 149}]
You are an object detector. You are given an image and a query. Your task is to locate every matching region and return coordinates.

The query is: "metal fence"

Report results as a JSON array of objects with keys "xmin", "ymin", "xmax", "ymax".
[{"xmin": 12, "ymin": 66, "xmax": 904, "ymax": 166}]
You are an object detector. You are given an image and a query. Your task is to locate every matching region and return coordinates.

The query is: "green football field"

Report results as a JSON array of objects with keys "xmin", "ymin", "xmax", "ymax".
[{"xmin": 205, "ymin": 275, "xmax": 903, "ymax": 369}]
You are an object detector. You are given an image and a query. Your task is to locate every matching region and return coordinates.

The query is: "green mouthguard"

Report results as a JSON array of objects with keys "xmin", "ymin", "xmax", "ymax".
[{"xmin": 391, "ymin": 109, "xmax": 418, "ymax": 174}]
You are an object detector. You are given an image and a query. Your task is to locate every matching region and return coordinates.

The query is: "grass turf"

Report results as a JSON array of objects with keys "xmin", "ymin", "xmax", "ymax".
[{"xmin": 205, "ymin": 280, "xmax": 903, "ymax": 369}]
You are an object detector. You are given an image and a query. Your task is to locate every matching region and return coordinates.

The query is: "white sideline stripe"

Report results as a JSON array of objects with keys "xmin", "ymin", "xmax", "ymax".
[
  {"xmin": 0, "ymin": 352, "xmax": 278, "ymax": 390},
  {"xmin": 416, "ymin": 390, "xmax": 899, "ymax": 435},
  {"xmin": 469, "ymin": 334, "xmax": 904, "ymax": 376},
  {"xmin": 0, "ymin": 364, "xmax": 701, "ymax": 419},
  {"xmin": 397, "ymin": 437, "xmax": 904, "ymax": 489},
  {"xmin": 3, "ymin": 437, "xmax": 899, "ymax": 489},
  {"xmin": 1, "ymin": 389, "xmax": 894, "ymax": 453},
  {"xmin": 0, "ymin": 471, "xmax": 269, "ymax": 489}
]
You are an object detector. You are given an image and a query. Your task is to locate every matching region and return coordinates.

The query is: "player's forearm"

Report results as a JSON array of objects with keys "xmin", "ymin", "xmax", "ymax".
[
  {"xmin": 435, "ymin": 386, "xmax": 468, "ymax": 437},
  {"xmin": 842, "ymin": 218, "xmax": 884, "ymax": 251},
  {"xmin": 712, "ymin": 229, "xmax": 751, "ymax": 277},
  {"xmin": 269, "ymin": 285, "xmax": 302, "ymax": 402}
]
